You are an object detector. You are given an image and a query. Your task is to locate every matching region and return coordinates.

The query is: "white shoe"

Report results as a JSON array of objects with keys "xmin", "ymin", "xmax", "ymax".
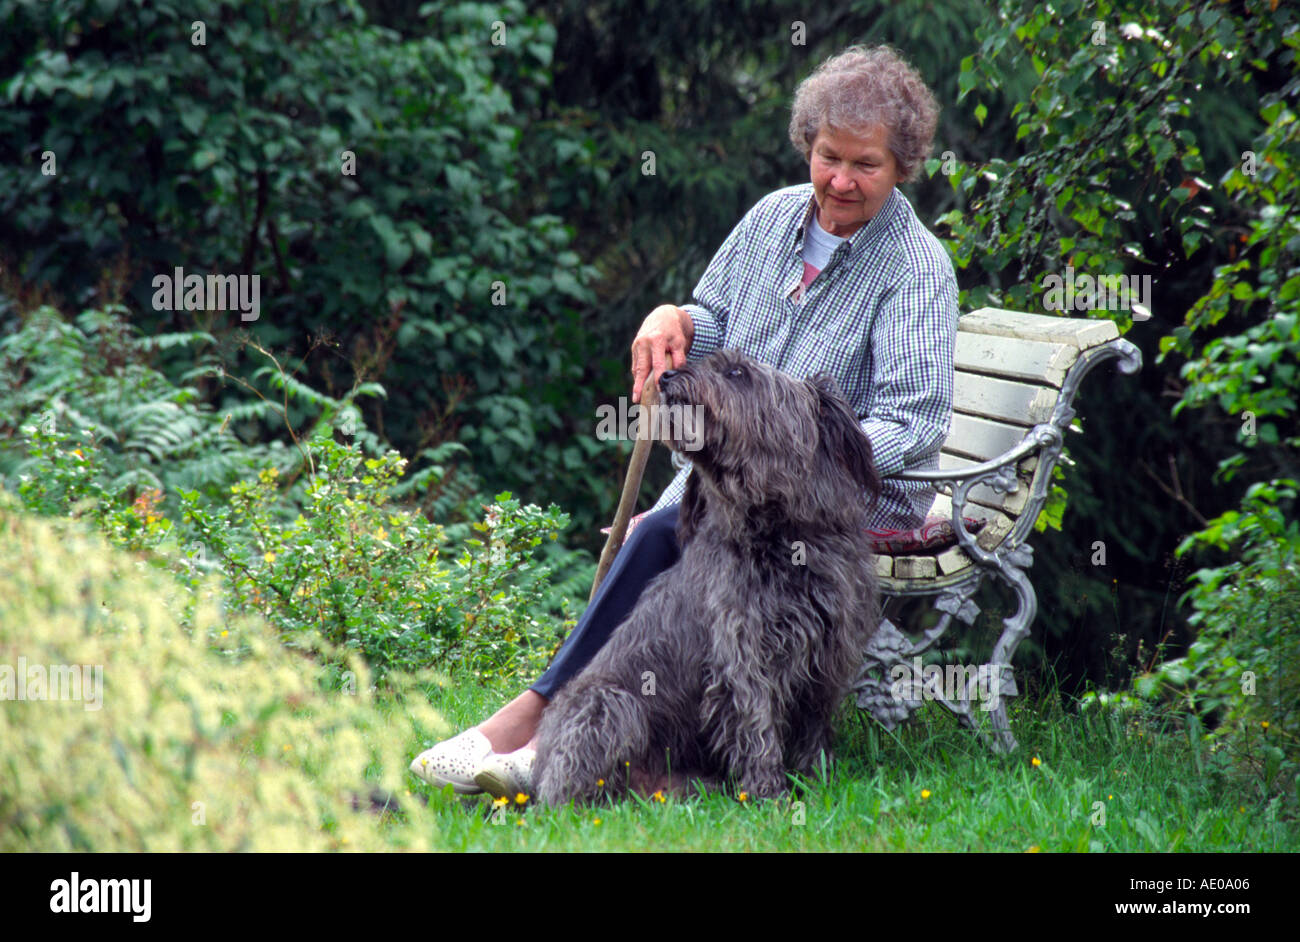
[
  {"xmin": 409, "ymin": 729, "xmax": 493, "ymax": 794},
  {"xmin": 473, "ymin": 747, "xmax": 536, "ymax": 800}
]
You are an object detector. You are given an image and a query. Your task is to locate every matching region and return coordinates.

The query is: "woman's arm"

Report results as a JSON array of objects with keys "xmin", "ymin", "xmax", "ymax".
[{"xmin": 858, "ymin": 265, "xmax": 959, "ymax": 477}]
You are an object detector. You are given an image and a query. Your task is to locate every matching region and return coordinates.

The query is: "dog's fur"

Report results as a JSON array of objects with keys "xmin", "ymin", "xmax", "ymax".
[{"xmin": 534, "ymin": 350, "xmax": 881, "ymax": 804}]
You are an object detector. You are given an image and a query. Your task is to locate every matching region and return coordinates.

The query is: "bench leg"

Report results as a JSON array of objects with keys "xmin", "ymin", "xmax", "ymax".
[
  {"xmin": 976, "ymin": 543, "xmax": 1037, "ymax": 753},
  {"xmin": 853, "ymin": 580, "xmax": 983, "ymax": 733},
  {"xmin": 853, "ymin": 612, "xmax": 929, "ymax": 731},
  {"xmin": 854, "ymin": 544, "xmax": 1037, "ymax": 754}
]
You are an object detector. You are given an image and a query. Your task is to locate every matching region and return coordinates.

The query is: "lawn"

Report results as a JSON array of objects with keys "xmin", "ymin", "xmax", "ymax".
[{"xmin": 396, "ymin": 673, "xmax": 1298, "ymax": 852}]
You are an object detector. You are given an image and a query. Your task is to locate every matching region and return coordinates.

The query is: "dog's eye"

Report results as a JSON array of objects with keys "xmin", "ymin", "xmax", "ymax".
[{"xmin": 726, "ymin": 367, "xmax": 745, "ymax": 379}]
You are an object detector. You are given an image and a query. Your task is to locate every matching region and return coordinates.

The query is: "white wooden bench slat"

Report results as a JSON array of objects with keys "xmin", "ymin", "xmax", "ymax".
[
  {"xmin": 953, "ymin": 369, "xmax": 1059, "ymax": 425},
  {"xmin": 961, "ymin": 307, "xmax": 1120, "ymax": 350},
  {"xmin": 927, "ymin": 492, "xmax": 999, "ymax": 524},
  {"xmin": 943, "ymin": 412, "xmax": 1031, "ymax": 463},
  {"xmin": 975, "ymin": 511, "xmax": 1016, "ymax": 551},
  {"xmin": 955, "ymin": 331, "xmax": 1077, "ymax": 388},
  {"xmin": 936, "ymin": 543, "xmax": 973, "ymax": 576},
  {"xmin": 894, "ymin": 556, "xmax": 937, "ymax": 579}
]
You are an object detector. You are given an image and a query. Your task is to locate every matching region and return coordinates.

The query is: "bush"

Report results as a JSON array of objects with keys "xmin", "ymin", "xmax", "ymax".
[
  {"xmin": 0, "ymin": 303, "xmax": 435, "ymax": 519},
  {"xmin": 0, "ymin": 495, "xmax": 445, "ymax": 851},
  {"xmin": 1134, "ymin": 56, "xmax": 1300, "ymax": 806},
  {"xmin": 178, "ymin": 433, "xmax": 577, "ymax": 686},
  {"xmin": 0, "ymin": 304, "xmax": 281, "ymax": 507},
  {"xmin": 2, "ymin": 303, "xmax": 587, "ymax": 688},
  {"xmin": 1137, "ymin": 480, "xmax": 1300, "ymax": 804}
]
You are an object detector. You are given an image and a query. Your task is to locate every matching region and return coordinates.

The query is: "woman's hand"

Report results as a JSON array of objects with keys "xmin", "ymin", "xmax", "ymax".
[{"xmin": 630, "ymin": 304, "xmax": 693, "ymax": 403}]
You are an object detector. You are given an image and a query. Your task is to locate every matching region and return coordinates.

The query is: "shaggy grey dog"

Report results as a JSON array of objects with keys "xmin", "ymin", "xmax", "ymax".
[{"xmin": 534, "ymin": 350, "xmax": 881, "ymax": 805}]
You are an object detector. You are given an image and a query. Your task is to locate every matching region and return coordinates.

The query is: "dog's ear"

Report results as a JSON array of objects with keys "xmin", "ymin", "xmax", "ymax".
[
  {"xmin": 807, "ymin": 373, "xmax": 882, "ymax": 510},
  {"xmin": 676, "ymin": 467, "xmax": 707, "ymax": 545}
]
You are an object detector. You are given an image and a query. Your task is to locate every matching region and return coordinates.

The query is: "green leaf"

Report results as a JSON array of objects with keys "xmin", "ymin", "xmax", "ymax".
[
  {"xmin": 179, "ymin": 110, "xmax": 205, "ymax": 136},
  {"xmin": 191, "ymin": 148, "xmax": 220, "ymax": 171},
  {"xmin": 370, "ymin": 215, "xmax": 411, "ymax": 270}
]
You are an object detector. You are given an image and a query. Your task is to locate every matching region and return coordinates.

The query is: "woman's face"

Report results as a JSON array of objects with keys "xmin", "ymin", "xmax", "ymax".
[{"xmin": 809, "ymin": 124, "xmax": 900, "ymax": 238}]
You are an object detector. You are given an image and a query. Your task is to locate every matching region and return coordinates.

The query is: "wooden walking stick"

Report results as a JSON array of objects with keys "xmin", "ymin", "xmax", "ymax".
[{"xmin": 589, "ymin": 376, "xmax": 659, "ymax": 601}]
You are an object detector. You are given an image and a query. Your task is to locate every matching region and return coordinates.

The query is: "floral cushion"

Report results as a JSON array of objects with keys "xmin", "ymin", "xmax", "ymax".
[
  {"xmin": 603, "ymin": 511, "xmax": 985, "ymax": 555},
  {"xmin": 864, "ymin": 516, "xmax": 986, "ymax": 555}
]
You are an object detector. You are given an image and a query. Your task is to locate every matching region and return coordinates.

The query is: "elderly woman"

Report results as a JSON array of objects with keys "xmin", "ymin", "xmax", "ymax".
[{"xmin": 412, "ymin": 44, "xmax": 958, "ymax": 797}]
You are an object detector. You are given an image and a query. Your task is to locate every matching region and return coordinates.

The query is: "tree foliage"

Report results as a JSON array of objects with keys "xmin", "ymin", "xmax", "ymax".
[{"xmin": 0, "ymin": 0, "xmax": 608, "ymax": 525}]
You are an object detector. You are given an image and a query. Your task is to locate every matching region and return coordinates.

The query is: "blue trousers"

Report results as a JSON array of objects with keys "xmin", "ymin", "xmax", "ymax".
[{"xmin": 530, "ymin": 504, "xmax": 682, "ymax": 700}]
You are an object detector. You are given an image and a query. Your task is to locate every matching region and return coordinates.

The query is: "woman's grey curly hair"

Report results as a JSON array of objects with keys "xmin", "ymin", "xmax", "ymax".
[{"xmin": 788, "ymin": 45, "xmax": 940, "ymax": 183}]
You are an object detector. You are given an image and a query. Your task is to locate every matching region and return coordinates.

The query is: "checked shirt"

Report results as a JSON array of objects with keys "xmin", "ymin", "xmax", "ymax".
[{"xmin": 648, "ymin": 183, "xmax": 959, "ymax": 529}]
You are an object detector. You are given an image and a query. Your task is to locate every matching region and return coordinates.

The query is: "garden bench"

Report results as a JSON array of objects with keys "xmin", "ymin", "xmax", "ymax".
[{"xmin": 852, "ymin": 307, "xmax": 1142, "ymax": 753}]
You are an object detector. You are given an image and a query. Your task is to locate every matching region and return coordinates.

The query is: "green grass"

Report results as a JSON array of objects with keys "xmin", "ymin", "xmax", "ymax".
[{"xmin": 393, "ymin": 672, "xmax": 1300, "ymax": 852}]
